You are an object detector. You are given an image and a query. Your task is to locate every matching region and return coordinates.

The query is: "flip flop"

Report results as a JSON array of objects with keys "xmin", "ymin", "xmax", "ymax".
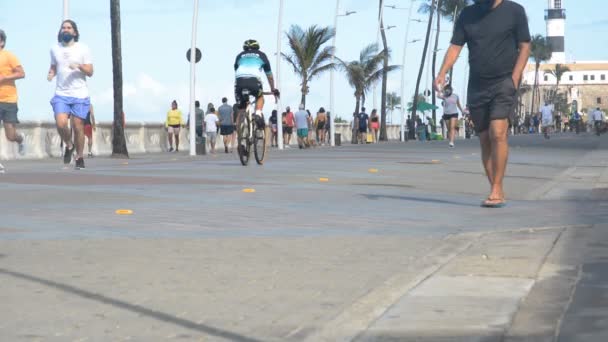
[{"xmin": 481, "ymin": 198, "xmax": 507, "ymax": 208}]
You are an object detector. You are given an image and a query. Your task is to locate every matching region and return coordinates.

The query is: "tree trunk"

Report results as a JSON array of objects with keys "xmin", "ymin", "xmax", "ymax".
[
  {"xmin": 531, "ymin": 62, "xmax": 540, "ymax": 119},
  {"xmin": 412, "ymin": 0, "xmax": 436, "ymax": 124},
  {"xmin": 379, "ymin": 0, "xmax": 389, "ymax": 141},
  {"xmin": 110, "ymin": 0, "xmax": 128, "ymax": 158},
  {"xmin": 431, "ymin": 0, "xmax": 443, "ymax": 133},
  {"xmin": 352, "ymin": 95, "xmax": 361, "ymax": 144}
]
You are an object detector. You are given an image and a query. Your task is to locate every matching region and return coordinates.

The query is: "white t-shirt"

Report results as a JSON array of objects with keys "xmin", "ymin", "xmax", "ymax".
[
  {"xmin": 295, "ymin": 110, "xmax": 308, "ymax": 129},
  {"xmin": 442, "ymin": 94, "xmax": 459, "ymax": 115},
  {"xmin": 50, "ymin": 42, "xmax": 93, "ymax": 98},
  {"xmin": 540, "ymin": 105, "xmax": 553, "ymax": 121},
  {"xmin": 204, "ymin": 113, "xmax": 219, "ymax": 132},
  {"xmin": 593, "ymin": 110, "xmax": 604, "ymax": 122}
]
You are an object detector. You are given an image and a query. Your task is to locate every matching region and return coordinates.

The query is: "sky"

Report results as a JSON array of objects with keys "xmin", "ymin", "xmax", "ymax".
[{"xmin": 1, "ymin": 0, "xmax": 607, "ymax": 124}]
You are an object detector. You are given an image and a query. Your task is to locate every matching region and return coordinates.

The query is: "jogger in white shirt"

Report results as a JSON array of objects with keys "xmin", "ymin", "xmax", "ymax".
[{"xmin": 47, "ymin": 20, "xmax": 94, "ymax": 169}]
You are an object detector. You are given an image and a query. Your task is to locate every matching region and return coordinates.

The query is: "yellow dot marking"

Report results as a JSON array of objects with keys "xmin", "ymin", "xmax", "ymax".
[
  {"xmin": 368, "ymin": 168, "xmax": 379, "ymax": 173},
  {"xmin": 115, "ymin": 209, "xmax": 133, "ymax": 215},
  {"xmin": 242, "ymin": 188, "xmax": 256, "ymax": 193},
  {"xmin": 122, "ymin": 162, "xmax": 129, "ymax": 165},
  {"xmin": 319, "ymin": 178, "xmax": 329, "ymax": 182},
  {"xmin": 431, "ymin": 160, "xmax": 441, "ymax": 164}
]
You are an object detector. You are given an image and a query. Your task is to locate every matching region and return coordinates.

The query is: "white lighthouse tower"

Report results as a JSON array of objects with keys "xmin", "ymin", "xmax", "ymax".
[{"xmin": 546, "ymin": 0, "xmax": 566, "ymax": 64}]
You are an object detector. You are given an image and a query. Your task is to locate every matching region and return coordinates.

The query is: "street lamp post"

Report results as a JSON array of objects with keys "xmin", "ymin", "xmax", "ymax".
[
  {"xmin": 63, "ymin": 0, "xmax": 69, "ymax": 19},
  {"xmin": 188, "ymin": 0, "xmax": 199, "ymax": 156},
  {"xmin": 373, "ymin": 0, "xmax": 386, "ymax": 110},
  {"xmin": 400, "ymin": 1, "xmax": 418, "ymax": 142},
  {"xmin": 330, "ymin": 2, "xmax": 356, "ymax": 147},
  {"xmin": 276, "ymin": 0, "xmax": 284, "ymax": 149}
]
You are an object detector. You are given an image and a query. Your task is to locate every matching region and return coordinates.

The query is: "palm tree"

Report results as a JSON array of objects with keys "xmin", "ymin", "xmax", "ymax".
[
  {"xmin": 412, "ymin": 0, "xmax": 436, "ymax": 126},
  {"xmin": 530, "ymin": 35, "xmax": 552, "ymax": 116},
  {"xmin": 545, "ymin": 63, "xmax": 570, "ymax": 101},
  {"xmin": 110, "ymin": 0, "xmax": 128, "ymax": 157},
  {"xmin": 282, "ymin": 25, "xmax": 336, "ymax": 107},
  {"xmin": 340, "ymin": 44, "xmax": 399, "ymax": 143}
]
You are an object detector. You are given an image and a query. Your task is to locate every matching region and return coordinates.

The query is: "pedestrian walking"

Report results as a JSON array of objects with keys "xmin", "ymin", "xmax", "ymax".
[
  {"xmin": 435, "ymin": 0, "xmax": 531, "ymax": 208},
  {"xmin": 204, "ymin": 108, "xmax": 219, "ymax": 154},
  {"xmin": 165, "ymin": 100, "xmax": 183, "ymax": 152},
  {"xmin": 369, "ymin": 109, "xmax": 380, "ymax": 143},
  {"xmin": 316, "ymin": 107, "xmax": 327, "ymax": 145},
  {"xmin": 540, "ymin": 102, "xmax": 553, "ymax": 139},
  {"xmin": 47, "ymin": 20, "xmax": 94, "ymax": 169},
  {"xmin": 0, "ymin": 29, "xmax": 26, "ymax": 173},
  {"xmin": 283, "ymin": 106, "xmax": 295, "ymax": 147},
  {"xmin": 357, "ymin": 108, "xmax": 369, "ymax": 144},
  {"xmin": 84, "ymin": 103, "xmax": 96, "ymax": 157},
  {"xmin": 592, "ymin": 107, "xmax": 605, "ymax": 136},
  {"xmin": 294, "ymin": 104, "xmax": 309, "ymax": 149},
  {"xmin": 438, "ymin": 84, "xmax": 465, "ymax": 147},
  {"xmin": 217, "ymin": 97, "xmax": 234, "ymax": 153},
  {"xmin": 269, "ymin": 110, "xmax": 278, "ymax": 147}
]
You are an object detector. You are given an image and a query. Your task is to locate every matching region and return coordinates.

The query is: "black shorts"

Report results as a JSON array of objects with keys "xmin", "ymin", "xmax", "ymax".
[
  {"xmin": 442, "ymin": 113, "xmax": 458, "ymax": 121},
  {"xmin": 234, "ymin": 77, "xmax": 263, "ymax": 110},
  {"xmin": 284, "ymin": 126, "xmax": 293, "ymax": 134},
  {"xmin": 468, "ymin": 77, "xmax": 516, "ymax": 133},
  {"xmin": 359, "ymin": 127, "xmax": 367, "ymax": 133},
  {"xmin": 220, "ymin": 125, "xmax": 234, "ymax": 136}
]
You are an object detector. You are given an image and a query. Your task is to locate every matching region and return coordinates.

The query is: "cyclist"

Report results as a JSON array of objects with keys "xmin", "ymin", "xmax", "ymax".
[{"xmin": 234, "ymin": 39, "xmax": 279, "ymax": 129}]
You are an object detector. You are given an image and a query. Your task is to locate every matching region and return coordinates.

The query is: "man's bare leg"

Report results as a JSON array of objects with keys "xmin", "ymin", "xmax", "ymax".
[
  {"xmin": 488, "ymin": 119, "xmax": 509, "ymax": 201},
  {"xmin": 71, "ymin": 116, "xmax": 85, "ymax": 159},
  {"xmin": 55, "ymin": 113, "xmax": 73, "ymax": 148},
  {"xmin": 3, "ymin": 122, "xmax": 23, "ymax": 144}
]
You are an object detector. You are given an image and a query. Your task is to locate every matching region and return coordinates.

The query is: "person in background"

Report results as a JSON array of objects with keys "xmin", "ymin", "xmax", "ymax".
[
  {"xmin": 204, "ymin": 108, "xmax": 220, "ymax": 153},
  {"xmin": 294, "ymin": 104, "xmax": 309, "ymax": 149},
  {"xmin": 369, "ymin": 109, "xmax": 380, "ymax": 143},
  {"xmin": 84, "ymin": 103, "xmax": 96, "ymax": 157},
  {"xmin": 0, "ymin": 28, "xmax": 26, "ymax": 173},
  {"xmin": 316, "ymin": 107, "xmax": 327, "ymax": 146},
  {"xmin": 438, "ymin": 84, "xmax": 465, "ymax": 148},
  {"xmin": 269, "ymin": 109, "xmax": 278, "ymax": 147},
  {"xmin": 217, "ymin": 97, "xmax": 234, "ymax": 153},
  {"xmin": 165, "ymin": 100, "xmax": 183, "ymax": 152}
]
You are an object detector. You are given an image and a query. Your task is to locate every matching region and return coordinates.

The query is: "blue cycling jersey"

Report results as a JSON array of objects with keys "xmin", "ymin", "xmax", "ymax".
[{"xmin": 234, "ymin": 50, "xmax": 272, "ymax": 81}]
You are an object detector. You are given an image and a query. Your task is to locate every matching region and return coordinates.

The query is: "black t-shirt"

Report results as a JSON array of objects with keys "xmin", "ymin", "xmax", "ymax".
[
  {"xmin": 359, "ymin": 113, "xmax": 369, "ymax": 128},
  {"xmin": 451, "ymin": 0, "xmax": 530, "ymax": 81}
]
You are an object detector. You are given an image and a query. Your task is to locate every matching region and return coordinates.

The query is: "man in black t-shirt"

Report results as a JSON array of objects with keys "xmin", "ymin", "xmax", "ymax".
[{"xmin": 435, "ymin": 0, "xmax": 530, "ymax": 208}]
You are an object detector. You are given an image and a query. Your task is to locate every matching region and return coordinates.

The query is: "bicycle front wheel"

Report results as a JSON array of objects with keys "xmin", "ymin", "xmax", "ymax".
[
  {"xmin": 237, "ymin": 111, "xmax": 251, "ymax": 166},
  {"xmin": 253, "ymin": 120, "xmax": 267, "ymax": 165}
]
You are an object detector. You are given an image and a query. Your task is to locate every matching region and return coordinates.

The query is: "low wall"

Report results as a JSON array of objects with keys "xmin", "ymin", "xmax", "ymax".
[{"xmin": 0, "ymin": 121, "xmax": 405, "ymax": 160}]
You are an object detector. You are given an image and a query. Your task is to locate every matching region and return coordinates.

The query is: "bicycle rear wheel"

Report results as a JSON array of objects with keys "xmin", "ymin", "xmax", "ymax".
[
  {"xmin": 237, "ymin": 110, "xmax": 251, "ymax": 166},
  {"xmin": 253, "ymin": 118, "xmax": 267, "ymax": 165}
]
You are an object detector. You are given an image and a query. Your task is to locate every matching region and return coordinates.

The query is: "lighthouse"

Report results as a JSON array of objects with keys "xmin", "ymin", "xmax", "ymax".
[{"xmin": 546, "ymin": 0, "xmax": 566, "ymax": 64}]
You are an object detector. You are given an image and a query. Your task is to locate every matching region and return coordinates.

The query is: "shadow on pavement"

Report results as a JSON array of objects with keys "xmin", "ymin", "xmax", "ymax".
[
  {"xmin": 0, "ymin": 268, "xmax": 263, "ymax": 342},
  {"xmin": 361, "ymin": 193, "xmax": 472, "ymax": 207}
]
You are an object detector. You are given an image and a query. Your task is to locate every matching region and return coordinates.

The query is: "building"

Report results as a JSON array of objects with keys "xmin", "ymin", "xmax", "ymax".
[{"xmin": 521, "ymin": 0, "xmax": 608, "ymax": 116}]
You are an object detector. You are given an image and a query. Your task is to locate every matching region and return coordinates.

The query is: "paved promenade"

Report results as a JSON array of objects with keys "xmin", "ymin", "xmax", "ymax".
[{"xmin": 1, "ymin": 133, "xmax": 608, "ymax": 341}]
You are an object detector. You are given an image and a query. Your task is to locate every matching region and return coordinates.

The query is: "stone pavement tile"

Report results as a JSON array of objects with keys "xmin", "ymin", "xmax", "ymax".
[{"xmin": 0, "ymin": 236, "xmax": 442, "ymax": 342}]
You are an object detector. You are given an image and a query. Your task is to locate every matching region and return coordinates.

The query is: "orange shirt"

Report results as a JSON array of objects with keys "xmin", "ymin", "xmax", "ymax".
[{"xmin": 0, "ymin": 50, "xmax": 20, "ymax": 103}]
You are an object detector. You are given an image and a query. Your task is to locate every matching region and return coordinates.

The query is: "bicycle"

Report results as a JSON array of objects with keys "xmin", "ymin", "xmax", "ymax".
[{"xmin": 236, "ymin": 90, "xmax": 278, "ymax": 166}]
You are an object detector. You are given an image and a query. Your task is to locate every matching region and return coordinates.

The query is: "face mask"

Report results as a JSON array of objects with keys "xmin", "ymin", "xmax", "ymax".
[
  {"xmin": 474, "ymin": 0, "xmax": 495, "ymax": 11},
  {"xmin": 444, "ymin": 89, "xmax": 453, "ymax": 97},
  {"xmin": 60, "ymin": 32, "xmax": 74, "ymax": 43}
]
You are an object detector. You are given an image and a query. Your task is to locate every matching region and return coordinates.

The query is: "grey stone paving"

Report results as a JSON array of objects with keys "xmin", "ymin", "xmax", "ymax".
[{"xmin": 1, "ymin": 133, "xmax": 607, "ymax": 341}]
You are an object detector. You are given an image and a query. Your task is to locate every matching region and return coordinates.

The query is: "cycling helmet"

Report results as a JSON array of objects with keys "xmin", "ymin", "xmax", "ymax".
[{"xmin": 243, "ymin": 39, "xmax": 260, "ymax": 51}]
